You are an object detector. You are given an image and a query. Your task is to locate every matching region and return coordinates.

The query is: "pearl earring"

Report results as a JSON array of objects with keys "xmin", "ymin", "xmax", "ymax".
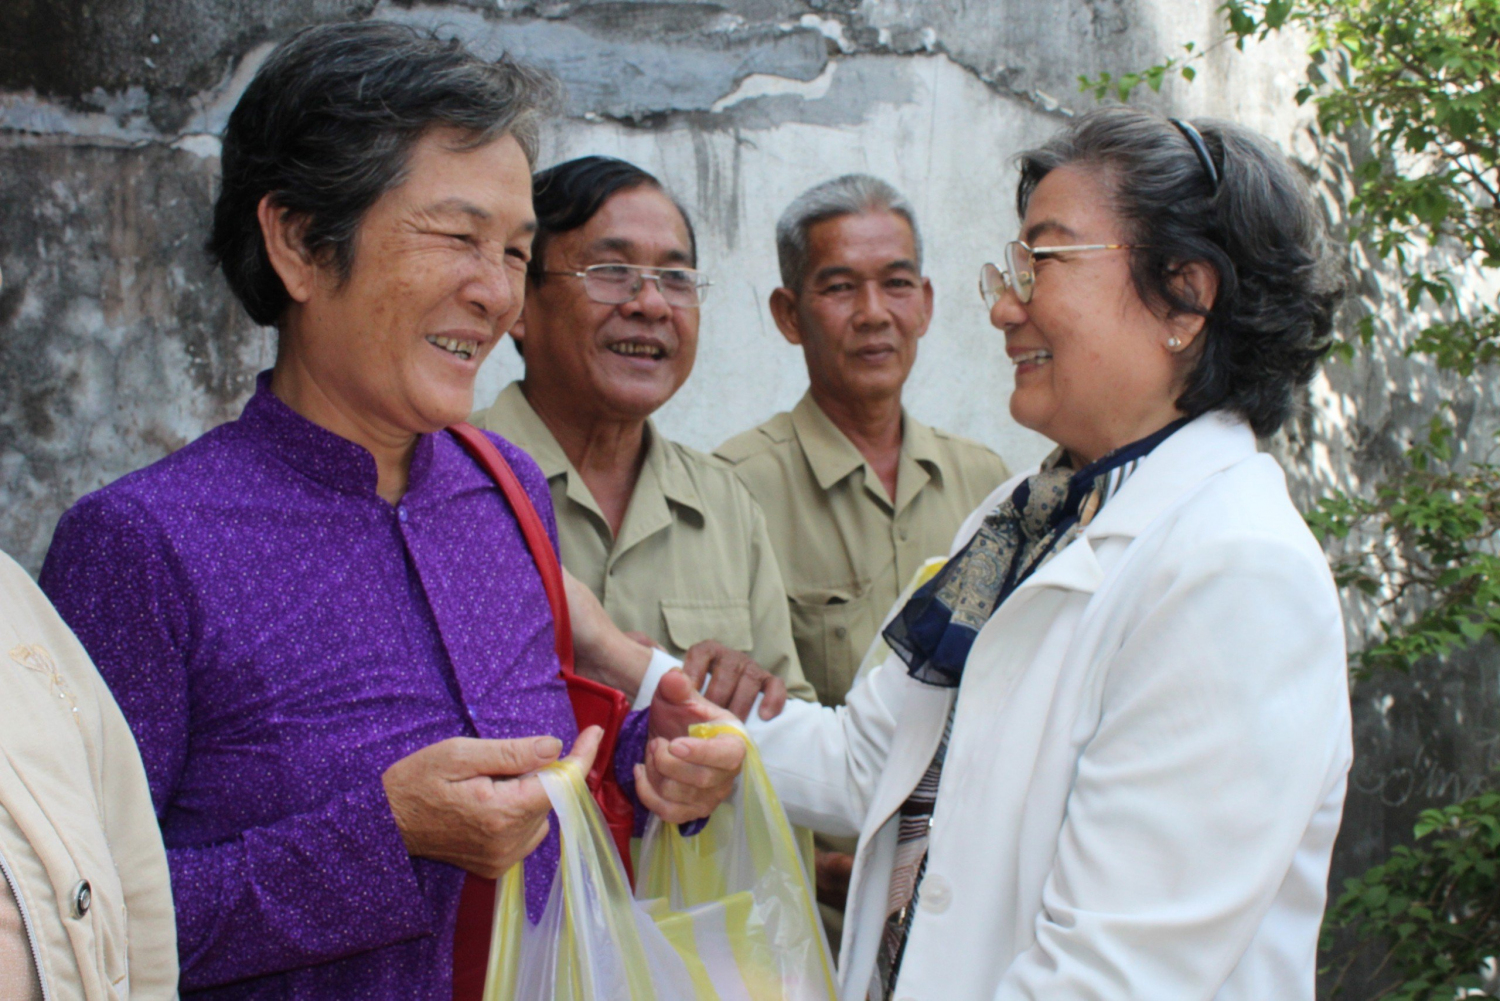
[{"xmin": 1167, "ymin": 336, "xmax": 1182, "ymax": 351}]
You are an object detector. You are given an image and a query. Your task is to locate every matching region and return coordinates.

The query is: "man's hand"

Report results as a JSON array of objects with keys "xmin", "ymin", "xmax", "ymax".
[
  {"xmin": 382, "ymin": 726, "xmax": 603, "ymax": 879},
  {"xmin": 638, "ymin": 670, "xmax": 747, "ymax": 824},
  {"xmin": 680, "ymin": 641, "xmax": 788, "ymax": 721},
  {"xmin": 815, "ymin": 850, "xmax": 855, "ymax": 911},
  {"xmin": 564, "ymin": 568, "xmax": 652, "ymax": 697}
]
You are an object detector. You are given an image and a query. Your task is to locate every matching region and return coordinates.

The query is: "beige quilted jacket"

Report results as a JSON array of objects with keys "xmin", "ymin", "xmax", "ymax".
[{"xmin": 0, "ymin": 550, "xmax": 177, "ymax": 1000}]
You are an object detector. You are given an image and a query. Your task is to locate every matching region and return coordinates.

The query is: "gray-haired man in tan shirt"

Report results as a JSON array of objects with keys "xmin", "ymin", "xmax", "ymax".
[{"xmin": 715, "ymin": 175, "xmax": 1010, "ymax": 942}]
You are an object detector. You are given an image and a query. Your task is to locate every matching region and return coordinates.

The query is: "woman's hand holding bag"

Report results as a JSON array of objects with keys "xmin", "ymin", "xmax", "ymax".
[
  {"xmin": 484, "ymin": 719, "xmax": 836, "ymax": 1001},
  {"xmin": 637, "ymin": 670, "xmax": 749, "ymax": 824}
]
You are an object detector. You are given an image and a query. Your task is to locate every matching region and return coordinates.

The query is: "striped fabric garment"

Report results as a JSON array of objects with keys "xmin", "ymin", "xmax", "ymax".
[{"xmin": 874, "ymin": 708, "xmax": 955, "ymax": 996}]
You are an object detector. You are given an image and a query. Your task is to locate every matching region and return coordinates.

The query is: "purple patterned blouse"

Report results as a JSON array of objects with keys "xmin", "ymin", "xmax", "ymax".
[{"xmin": 39, "ymin": 374, "xmax": 650, "ymax": 999}]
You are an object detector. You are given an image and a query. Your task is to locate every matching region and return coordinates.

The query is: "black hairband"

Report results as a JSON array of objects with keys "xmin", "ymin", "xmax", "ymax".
[{"xmin": 1169, "ymin": 117, "xmax": 1220, "ymax": 193}]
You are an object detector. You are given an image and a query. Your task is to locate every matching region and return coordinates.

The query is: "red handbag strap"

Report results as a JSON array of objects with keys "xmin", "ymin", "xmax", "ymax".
[
  {"xmin": 447, "ymin": 423, "xmax": 637, "ymax": 1001},
  {"xmin": 448, "ymin": 423, "xmax": 575, "ymax": 675}
]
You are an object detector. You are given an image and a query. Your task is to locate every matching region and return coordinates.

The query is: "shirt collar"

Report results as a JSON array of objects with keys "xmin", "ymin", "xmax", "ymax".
[
  {"xmin": 901, "ymin": 414, "xmax": 947, "ymax": 477},
  {"xmin": 1006, "ymin": 413, "xmax": 1251, "ymax": 600},
  {"xmin": 1080, "ymin": 410, "xmax": 1256, "ymax": 543},
  {"xmin": 789, "ymin": 391, "xmax": 945, "ymax": 501},
  {"xmin": 790, "ymin": 392, "xmax": 870, "ymax": 491},
  {"xmin": 237, "ymin": 371, "xmax": 434, "ymax": 497},
  {"xmin": 486, "ymin": 382, "xmax": 570, "ymax": 479},
  {"xmin": 495, "ymin": 381, "xmax": 703, "ymax": 518},
  {"xmin": 1050, "ymin": 415, "xmax": 1191, "ymax": 529},
  {"xmin": 643, "ymin": 423, "xmax": 704, "ymax": 517}
]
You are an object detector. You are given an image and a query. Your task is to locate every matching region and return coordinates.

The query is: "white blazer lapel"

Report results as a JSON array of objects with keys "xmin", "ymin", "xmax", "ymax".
[
  {"xmin": 857, "ymin": 673, "xmax": 952, "ymax": 845},
  {"xmin": 1009, "ymin": 533, "xmax": 1106, "ymax": 597}
]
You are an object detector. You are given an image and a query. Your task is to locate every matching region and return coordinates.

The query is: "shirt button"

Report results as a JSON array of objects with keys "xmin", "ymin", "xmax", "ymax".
[
  {"xmin": 898, "ymin": 526, "xmax": 909, "ymax": 541},
  {"xmin": 919, "ymin": 874, "xmax": 951, "ymax": 913},
  {"xmin": 397, "ymin": 506, "xmax": 408, "ymax": 523},
  {"xmin": 71, "ymin": 880, "xmax": 91, "ymax": 918},
  {"xmin": 834, "ymin": 626, "xmax": 847, "ymax": 640}
]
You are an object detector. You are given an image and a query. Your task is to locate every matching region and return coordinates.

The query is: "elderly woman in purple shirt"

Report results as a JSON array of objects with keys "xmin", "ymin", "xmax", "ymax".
[{"xmin": 39, "ymin": 22, "xmax": 749, "ymax": 1000}]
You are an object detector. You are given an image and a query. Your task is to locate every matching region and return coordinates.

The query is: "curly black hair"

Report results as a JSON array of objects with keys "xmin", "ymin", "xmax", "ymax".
[{"xmin": 1016, "ymin": 106, "xmax": 1347, "ymax": 437}]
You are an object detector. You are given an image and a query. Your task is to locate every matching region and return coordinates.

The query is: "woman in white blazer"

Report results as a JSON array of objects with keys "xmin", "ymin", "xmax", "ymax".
[{"xmin": 746, "ymin": 107, "xmax": 1353, "ymax": 1000}]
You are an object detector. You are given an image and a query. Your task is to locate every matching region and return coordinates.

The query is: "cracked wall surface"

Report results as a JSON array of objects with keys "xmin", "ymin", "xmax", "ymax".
[
  {"xmin": 3, "ymin": 3, "xmax": 1494, "ymax": 996},
  {"xmin": 0, "ymin": 0, "xmax": 1315, "ymax": 569}
]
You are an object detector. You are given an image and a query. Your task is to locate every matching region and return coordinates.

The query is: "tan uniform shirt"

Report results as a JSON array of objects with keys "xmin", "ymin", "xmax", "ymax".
[
  {"xmin": 473, "ymin": 382, "xmax": 815, "ymax": 702},
  {"xmin": 716, "ymin": 392, "xmax": 1010, "ymax": 707}
]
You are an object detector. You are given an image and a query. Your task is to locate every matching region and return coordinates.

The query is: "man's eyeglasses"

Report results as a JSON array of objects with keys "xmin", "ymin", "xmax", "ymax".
[
  {"xmin": 979, "ymin": 240, "xmax": 1143, "ymax": 307},
  {"xmin": 543, "ymin": 263, "xmax": 712, "ymax": 309}
]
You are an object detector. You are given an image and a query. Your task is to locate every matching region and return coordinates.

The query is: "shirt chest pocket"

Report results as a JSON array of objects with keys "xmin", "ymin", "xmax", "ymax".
[
  {"xmin": 788, "ymin": 583, "xmax": 871, "ymax": 707},
  {"xmin": 659, "ymin": 598, "xmax": 754, "ymax": 655}
]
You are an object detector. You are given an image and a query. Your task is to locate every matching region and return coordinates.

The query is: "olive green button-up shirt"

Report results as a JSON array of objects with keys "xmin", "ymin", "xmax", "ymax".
[
  {"xmin": 715, "ymin": 392, "xmax": 1010, "ymax": 707},
  {"xmin": 473, "ymin": 382, "xmax": 815, "ymax": 702}
]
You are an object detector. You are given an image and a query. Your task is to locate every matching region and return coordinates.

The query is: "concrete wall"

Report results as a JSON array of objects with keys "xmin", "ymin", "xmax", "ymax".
[
  {"xmin": 4, "ymin": 2, "xmax": 1495, "ymax": 995},
  {"xmin": 0, "ymin": 0, "xmax": 1311, "ymax": 572}
]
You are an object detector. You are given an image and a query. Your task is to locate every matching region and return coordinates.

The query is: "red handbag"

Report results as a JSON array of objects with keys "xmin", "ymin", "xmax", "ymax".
[{"xmin": 447, "ymin": 422, "xmax": 638, "ymax": 1001}]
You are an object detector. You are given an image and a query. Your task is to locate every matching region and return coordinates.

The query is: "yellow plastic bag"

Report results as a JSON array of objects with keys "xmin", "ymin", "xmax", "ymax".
[
  {"xmin": 483, "ymin": 758, "xmax": 697, "ymax": 1000},
  {"xmin": 483, "ymin": 724, "xmax": 836, "ymax": 1001},
  {"xmin": 637, "ymin": 721, "xmax": 837, "ymax": 1001}
]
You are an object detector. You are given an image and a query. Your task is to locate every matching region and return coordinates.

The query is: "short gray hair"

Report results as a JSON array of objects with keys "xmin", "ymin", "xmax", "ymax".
[{"xmin": 775, "ymin": 174, "xmax": 922, "ymax": 291}]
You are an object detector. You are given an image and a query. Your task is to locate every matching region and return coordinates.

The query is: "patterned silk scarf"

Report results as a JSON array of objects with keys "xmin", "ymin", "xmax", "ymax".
[
  {"xmin": 882, "ymin": 417, "xmax": 1189, "ymax": 689},
  {"xmin": 871, "ymin": 417, "xmax": 1188, "ymax": 1000}
]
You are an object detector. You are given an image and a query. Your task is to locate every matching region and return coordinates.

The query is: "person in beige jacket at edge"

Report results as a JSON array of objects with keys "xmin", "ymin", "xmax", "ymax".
[{"xmin": 0, "ymin": 548, "xmax": 178, "ymax": 1000}]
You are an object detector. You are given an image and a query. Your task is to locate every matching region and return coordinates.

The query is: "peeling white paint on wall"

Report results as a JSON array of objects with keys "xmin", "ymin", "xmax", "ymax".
[
  {"xmin": 0, "ymin": 1, "xmax": 1326, "ymax": 565},
  {"xmin": 0, "ymin": 89, "xmax": 158, "ymax": 143},
  {"xmin": 711, "ymin": 59, "xmax": 838, "ymax": 112}
]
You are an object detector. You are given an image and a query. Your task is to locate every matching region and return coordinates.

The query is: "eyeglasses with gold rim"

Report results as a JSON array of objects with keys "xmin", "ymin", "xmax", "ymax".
[
  {"xmin": 979, "ymin": 240, "xmax": 1144, "ymax": 307},
  {"xmin": 542, "ymin": 263, "xmax": 712, "ymax": 309}
]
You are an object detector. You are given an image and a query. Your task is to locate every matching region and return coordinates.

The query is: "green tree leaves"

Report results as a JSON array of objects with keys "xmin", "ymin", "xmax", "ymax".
[{"xmin": 1323, "ymin": 793, "xmax": 1500, "ymax": 998}]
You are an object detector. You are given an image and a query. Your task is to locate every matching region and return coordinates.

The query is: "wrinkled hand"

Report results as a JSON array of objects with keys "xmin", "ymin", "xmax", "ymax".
[
  {"xmin": 564, "ymin": 568, "xmax": 652, "ymax": 697},
  {"xmin": 680, "ymin": 641, "xmax": 788, "ymax": 721},
  {"xmin": 382, "ymin": 726, "xmax": 603, "ymax": 879},
  {"xmin": 639, "ymin": 670, "xmax": 747, "ymax": 824}
]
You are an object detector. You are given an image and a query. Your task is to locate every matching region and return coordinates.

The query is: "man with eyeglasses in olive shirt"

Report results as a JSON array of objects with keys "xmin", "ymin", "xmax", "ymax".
[
  {"xmin": 715, "ymin": 175, "xmax": 1010, "ymax": 944},
  {"xmin": 472, "ymin": 156, "xmax": 815, "ymax": 710}
]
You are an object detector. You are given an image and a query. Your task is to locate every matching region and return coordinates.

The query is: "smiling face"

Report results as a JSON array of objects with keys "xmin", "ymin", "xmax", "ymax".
[
  {"xmin": 516, "ymin": 184, "xmax": 699, "ymax": 425},
  {"xmin": 276, "ymin": 128, "xmax": 535, "ymax": 437},
  {"xmin": 990, "ymin": 164, "xmax": 1189, "ymax": 465},
  {"xmin": 773, "ymin": 210, "xmax": 932, "ymax": 410}
]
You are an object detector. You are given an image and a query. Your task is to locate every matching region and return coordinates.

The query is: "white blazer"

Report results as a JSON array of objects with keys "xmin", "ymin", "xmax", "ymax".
[{"xmin": 747, "ymin": 411, "xmax": 1353, "ymax": 1001}]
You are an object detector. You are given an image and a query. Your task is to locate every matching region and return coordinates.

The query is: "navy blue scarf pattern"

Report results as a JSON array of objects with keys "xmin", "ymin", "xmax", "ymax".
[{"xmin": 883, "ymin": 418, "xmax": 1189, "ymax": 688}]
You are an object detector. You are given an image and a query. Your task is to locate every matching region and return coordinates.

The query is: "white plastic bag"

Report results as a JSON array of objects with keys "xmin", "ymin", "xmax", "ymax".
[{"xmin": 484, "ymin": 722, "xmax": 836, "ymax": 1001}]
